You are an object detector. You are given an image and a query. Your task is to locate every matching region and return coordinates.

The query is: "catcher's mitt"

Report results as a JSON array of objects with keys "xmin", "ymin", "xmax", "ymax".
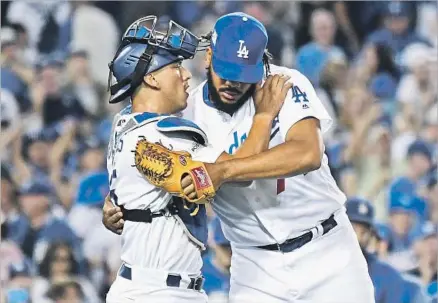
[{"xmin": 133, "ymin": 138, "xmax": 216, "ymax": 204}]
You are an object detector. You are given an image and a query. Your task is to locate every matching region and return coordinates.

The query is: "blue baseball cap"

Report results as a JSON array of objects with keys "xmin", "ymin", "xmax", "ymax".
[
  {"xmin": 407, "ymin": 140, "xmax": 433, "ymax": 162},
  {"xmin": 75, "ymin": 172, "xmax": 109, "ymax": 206},
  {"xmin": 385, "ymin": 1, "xmax": 411, "ymax": 18},
  {"xmin": 19, "ymin": 181, "xmax": 53, "ymax": 196},
  {"xmin": 389, "ymin": 191, "xmax": 416, "ymax": 214},
  {"xmin": 369, "ymin": 73, "xmax": 397, "ymax": 99},
  {"xmin": 345, "ymin": 197, "xmax": 375, "ymax": 226},
  {"xmin": 211, "ymin": 12, "xmax": 268, "ymax": 84}
]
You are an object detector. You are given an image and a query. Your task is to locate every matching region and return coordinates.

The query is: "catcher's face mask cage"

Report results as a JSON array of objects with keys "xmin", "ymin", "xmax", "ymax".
[{"xmin": 108, "ymin": 16, "xmax": 206, "ymax": 104}]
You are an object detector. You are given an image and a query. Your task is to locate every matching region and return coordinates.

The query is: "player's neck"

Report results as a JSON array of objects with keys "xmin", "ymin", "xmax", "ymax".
[{"xmin": 132, "ymin": 90, "xmax": 173, "ymax": 115}]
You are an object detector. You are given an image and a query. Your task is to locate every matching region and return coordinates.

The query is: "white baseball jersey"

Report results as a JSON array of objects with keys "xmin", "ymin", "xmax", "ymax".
[
  {"xmin": 183, "ymin": 65, "xmax": 347, "ymax": 247},
  {"xmin": 106, "ymin": 109, "xmax": 223, "ymax": 274}
]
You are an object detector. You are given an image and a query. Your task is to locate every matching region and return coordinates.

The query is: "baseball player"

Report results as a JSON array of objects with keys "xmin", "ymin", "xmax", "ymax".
[
  {"xmin": 104, "ymin": 13, "xmax": 375, "ymax": 302},
  {"xmin": 104, "ymin": 15, "xmax": 292, "ymax": 303}
]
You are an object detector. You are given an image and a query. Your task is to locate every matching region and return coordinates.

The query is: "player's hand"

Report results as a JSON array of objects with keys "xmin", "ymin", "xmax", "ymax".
[
  {"xmin": 253, "ymin": 74, "xmax": 293, "ymax": 118},
  {"xmin": 102, "ymin": 195, "xmax": 124, "ymax": 235},
  {"xmin": 181, "ymin": 174, "xmax": 198, "ymax": 200},
  {"xmin": 180, "ymin": 162, "xmax": 224, "ymax": 201}
]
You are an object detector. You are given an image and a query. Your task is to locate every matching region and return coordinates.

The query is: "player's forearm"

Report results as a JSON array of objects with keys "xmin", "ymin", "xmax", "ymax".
[
  {"xmin": 216, "ymin": 114, "xmax": 275, "ymax": 163},
  {"xmin": 219, "ymin": 136, "xmax": 323, "ymax": 182},
  {"xmin": 232, "ymin": 114, "xmax": 274, "ymax": 158}
]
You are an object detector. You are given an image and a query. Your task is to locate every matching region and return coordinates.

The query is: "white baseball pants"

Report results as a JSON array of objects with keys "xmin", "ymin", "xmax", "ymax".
[
  {"xmin": 106, "ymin": 266, "xmax": 207, "ymax": 303},
  {"xmin": 228, "ymin": 209, "xmax": 375, "ymax": 303}
]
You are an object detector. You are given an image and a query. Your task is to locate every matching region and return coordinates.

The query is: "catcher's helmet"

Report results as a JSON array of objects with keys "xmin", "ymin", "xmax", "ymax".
[{"xmin": 108, "ymin": 16, "xmax": 202, "ymax": 104}]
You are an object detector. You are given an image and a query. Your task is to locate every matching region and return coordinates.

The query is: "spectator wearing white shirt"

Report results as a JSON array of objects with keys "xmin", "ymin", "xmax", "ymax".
[
  {"xmin": 397, "ymin": 43, "xmax": 437, "ymax": 132},
  {"xmin": 69, "ymin": 2, "xmax": 119, "ymax": 86},
  {"xmin": 6, "ymin": 1, "xmax": 72, "ymax": 56}
]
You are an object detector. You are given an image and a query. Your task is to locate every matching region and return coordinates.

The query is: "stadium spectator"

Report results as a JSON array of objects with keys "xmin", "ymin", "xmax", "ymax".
[
  {"xmin": 366, "ymin": 1, "xmax": 430, "ymax": 64},
  {"xmin": 5, "ymin": 0, "xmax": 72, "ymax": 56},
  {"xmin": 316, "ymin": 56, "xmax": 349, "ymax": 137},
  {"xmin": 295, "ymin": 8, "xmax": 346, "ymax": 85},
  {"xmin": 4, "ymin": 259, "xmax": 33, "ymax": 303},
  {"xmin": 410, "ymin": 222, "xmax": 438, "ymax": 287},
  {"xmin": 36, "ymin": 58, "xmax": 86, "ymax": 129},
  {"xmin": 397, "ymin": 43, "xmax": 437, "ymax": 132},
  {"xmin": 69, "ymin": 1, "xmax": 119, "ymax": 86},
  {"xmin": 34, "ymin": 242, "xmax": 98, "ymax": 303},
  {"xmin": 64, "ymin": 49, "xmax": 107, "ymax": 117},
  {"xmin": 355, "ymin": 43, "xmax": 400, "ymax": 86},
  {"xmin": 345, "ymin": 197, "xmax": 422, "ymax": 303},
  {"xmin": 10, "ymin": 181, "xmax": 81, "ymax": 266},
  {"xmin": 202, "ymin": 217, "xmax": 231, "ymax": 302},
  {"xmin": 1, "ymin": 27, "xmax": 32, "ymax": 112},
  {"xmin": 46, "ymin": 279, "xmax": 85, "ymax": 303}
]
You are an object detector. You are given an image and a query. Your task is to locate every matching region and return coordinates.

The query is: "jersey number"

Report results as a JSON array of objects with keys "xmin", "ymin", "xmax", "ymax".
[
  {"xmin": 292, "ymin": 85, "xmax": 309, "ymax": 103},
  {"xmin": 277, "ymin": 178, "xmax": 285, "ymax": 195}
]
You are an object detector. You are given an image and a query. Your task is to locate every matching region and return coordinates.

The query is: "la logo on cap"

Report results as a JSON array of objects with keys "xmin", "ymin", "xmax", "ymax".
[
  {"xmin": 358, "ymin": 203, "xmax": 368, "ymax": 215},
  {"xmin": 237, "ymin": 40, "xmax": 249, "ymax": 59},
  {"xmin": 211, "ymin": 30, "xmax": 217, "ymax": 46}
]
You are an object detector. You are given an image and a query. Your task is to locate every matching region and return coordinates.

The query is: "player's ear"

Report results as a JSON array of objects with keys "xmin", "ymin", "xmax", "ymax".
[
  {"xmin": 144, "ymin": 74, "xmax": 160, "ymax": 89},
  {"xmin": 204, "ymin": 47, "xmax": 212, "ymax": 69}
]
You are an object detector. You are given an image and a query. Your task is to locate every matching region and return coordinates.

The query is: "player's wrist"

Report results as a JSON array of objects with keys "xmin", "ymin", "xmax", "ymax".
[
  {"xmin": 253, "ymin": 113, "xmax": 275, "ymax": 124},
  {"xmin": 219, "ymin": 160, "xmax": 237, "ymax": 184},
  {"xmin": 205, "ymin": 162, "xmax": 228, "ymax": 189}
]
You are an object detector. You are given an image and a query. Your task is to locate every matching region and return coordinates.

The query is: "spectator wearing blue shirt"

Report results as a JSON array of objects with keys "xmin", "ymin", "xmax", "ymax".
[
  {"xmin": 389, "ymin": 140, "xmax": 434, "ymax": 222},
  {"xmin": 386, "ymin": 191, "xmax": 420, "ymax": 253},
  {"xmin": 68, "ymin": 168, "xmax": 109, "ymax": 240},
  {"xmin": 11, "ymin": 181, "xmax": 82, "ymax": 268},
  {"xmin": 366, "ymin": 1, "xmax": 430, "ymax": 65},
  {"xmin": 295, "ymin": 8, "xmax": 346, "ymax": 85},
  {"xmin": 409, "ymin": 222, "xmax": 438, "ymax": 296},
  {"xmin": 346, "ymin": 197, "xmax": 414, "ymax": 303},
  {"xmin": 400, "ymin": 273, "xmax": 430, "ymax": 303},
  {"xmin": 202, "ymin": 217, "xmax": 230, "ymax": 301}
]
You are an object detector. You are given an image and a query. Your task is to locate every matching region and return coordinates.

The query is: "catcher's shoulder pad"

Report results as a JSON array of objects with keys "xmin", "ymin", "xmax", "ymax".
[
  {"xmin": 156, "ymin": 117, "xmax": 208, "ymax": 145},
  {"xmin": 133, "ymin": 112, "xmax": 166, "ymax": 124}
]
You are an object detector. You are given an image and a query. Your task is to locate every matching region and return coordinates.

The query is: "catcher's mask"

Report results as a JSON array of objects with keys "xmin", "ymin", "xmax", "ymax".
[{"xmin": 108, "ymin": 16, "xmax": 208, "ymax": 104}]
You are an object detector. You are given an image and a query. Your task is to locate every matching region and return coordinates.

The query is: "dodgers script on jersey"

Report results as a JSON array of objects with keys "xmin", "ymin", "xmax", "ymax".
[
  {"xmin": 107, "ymin": 108, "xmax": 223, "ymax": 274},
  {"xmin": 183, "ymin": 65, "xmax": 347, "ymax": 247}
]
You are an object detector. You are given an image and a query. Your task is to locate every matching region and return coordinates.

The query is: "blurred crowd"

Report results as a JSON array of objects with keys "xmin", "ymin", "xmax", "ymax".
[{"xmin": 0, "ymin": 1, "xmax": 437, "ymax": 303}]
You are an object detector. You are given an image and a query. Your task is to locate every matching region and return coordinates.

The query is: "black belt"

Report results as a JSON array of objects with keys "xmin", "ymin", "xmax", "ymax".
[
  {"xmin": 121, "ymin": 207, "xmax": 166, "ymax": 223},
  {"xmin": 119, "ymin": 264, "xmax": 204, "ymax": 291},
  {"xmin": 257, "ymin": 214, "xmax": 337, "ymax": 253},
  {"xmin": 121, "ymin": 201, "xmax": 180, "ymax": 223}
]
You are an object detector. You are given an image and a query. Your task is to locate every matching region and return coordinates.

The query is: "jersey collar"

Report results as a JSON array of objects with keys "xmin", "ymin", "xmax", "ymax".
[{"xmin": 202, "ymin": 82, "xmax": 217, "ymax": 109}]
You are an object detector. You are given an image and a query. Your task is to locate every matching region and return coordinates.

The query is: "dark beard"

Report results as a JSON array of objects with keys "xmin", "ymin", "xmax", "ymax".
[{"xmin": 206, "ymin": 67, "xmax": 256, "ymax": 116}]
